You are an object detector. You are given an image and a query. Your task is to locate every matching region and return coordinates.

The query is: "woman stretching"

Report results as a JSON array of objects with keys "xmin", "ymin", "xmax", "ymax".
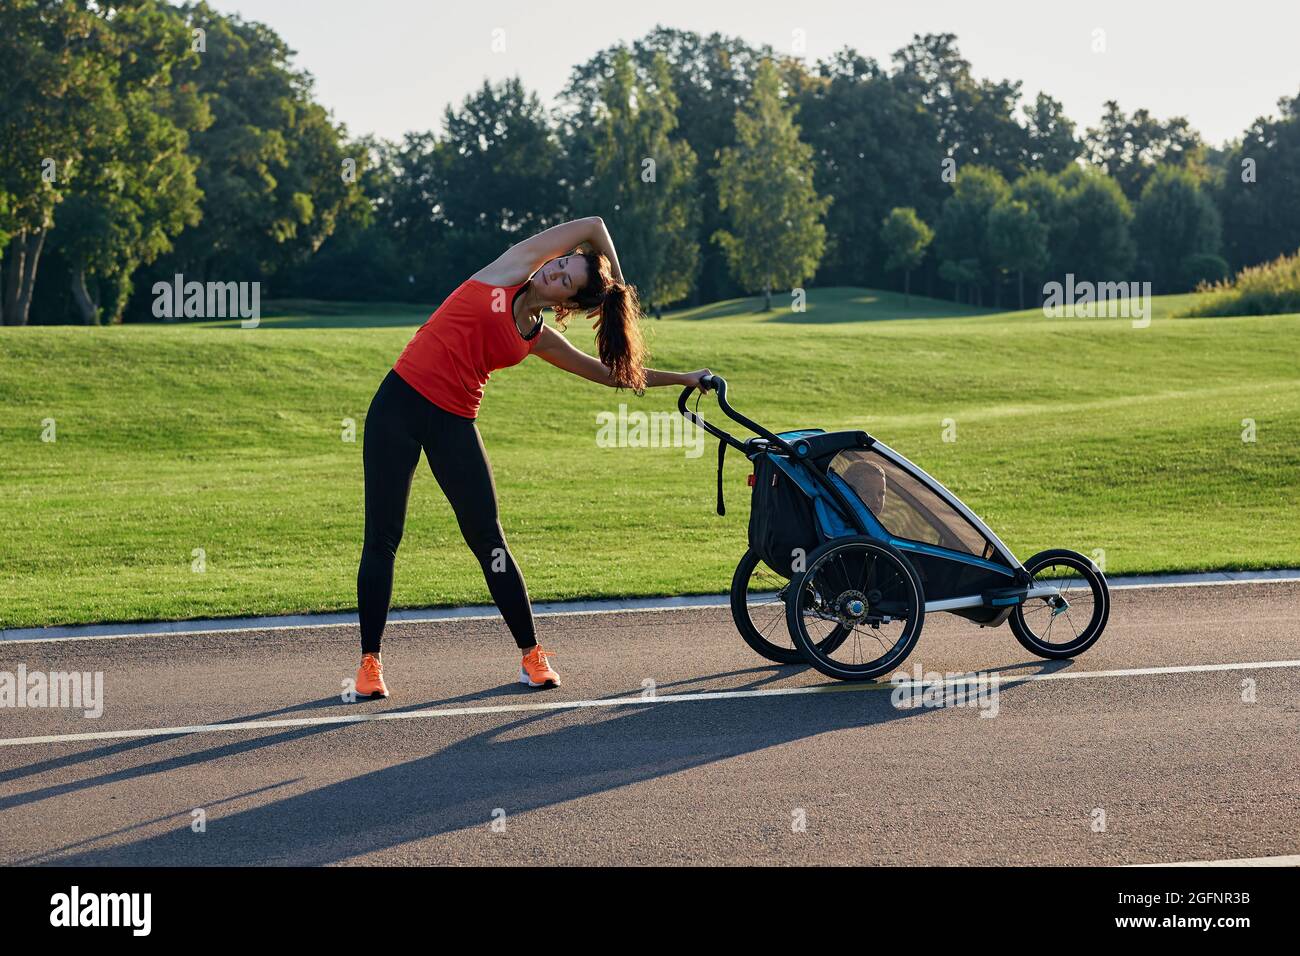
[{"xmin": 355, "ymin": 216, "xmax": 711, "ymax": 697}]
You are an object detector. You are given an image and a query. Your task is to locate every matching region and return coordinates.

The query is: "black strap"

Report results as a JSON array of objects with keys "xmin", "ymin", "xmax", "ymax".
[
  {"xmin": 715, "ymin": 438, "xmax": 726, "ymax": 516},
  {"xmin": 512, "ymin": 283, "xmax": 544, "ymax": 341}
]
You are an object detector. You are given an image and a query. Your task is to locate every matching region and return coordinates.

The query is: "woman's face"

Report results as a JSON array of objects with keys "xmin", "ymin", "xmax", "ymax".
[{"xmin": 532, "ymin": 254, "xmax": 590, "ymax": 305}]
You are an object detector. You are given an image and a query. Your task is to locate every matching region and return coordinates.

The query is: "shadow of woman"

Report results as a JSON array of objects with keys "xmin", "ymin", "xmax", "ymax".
[{"xmin": 46, "ymin": 658, "xmax": 1067, "ymax": 865}]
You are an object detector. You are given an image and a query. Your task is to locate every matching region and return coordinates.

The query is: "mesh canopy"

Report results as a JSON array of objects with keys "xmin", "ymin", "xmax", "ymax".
[{"xmin": 830, "ymin": 448, "xmax": 995, "ymax": 559}]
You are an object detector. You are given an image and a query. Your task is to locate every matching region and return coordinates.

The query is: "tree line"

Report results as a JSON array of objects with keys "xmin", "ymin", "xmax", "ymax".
[{"xmin": 3, "ymin": 2, "xmax": 1299, "ymax": 324}]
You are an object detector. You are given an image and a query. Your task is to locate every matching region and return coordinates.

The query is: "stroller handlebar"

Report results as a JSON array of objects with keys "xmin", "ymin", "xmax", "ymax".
[{"xmin": 677, "ymin": 374, "xmax": 791, "ymax": 454}]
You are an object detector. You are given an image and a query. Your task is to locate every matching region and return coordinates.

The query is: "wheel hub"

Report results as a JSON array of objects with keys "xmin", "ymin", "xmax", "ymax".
[{"xmin": 836, "ymin": 589, "xmax": 869, "ymax": 626}]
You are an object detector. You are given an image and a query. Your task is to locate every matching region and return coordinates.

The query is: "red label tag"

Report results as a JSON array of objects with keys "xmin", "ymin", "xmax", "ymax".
[{"xmin": 747, "ymin": 474, "xmax": 756, "ymax": 486}]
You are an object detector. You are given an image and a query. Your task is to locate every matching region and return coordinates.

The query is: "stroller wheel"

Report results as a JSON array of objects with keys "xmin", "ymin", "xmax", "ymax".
[
  {"xmin": 1010, "ymin": 549, "xmax": 1109, "ymax": 658},
  {"xmin": 730, "ymin": 549, "xmax": 850, "ymax": 665},
  {"xmin": 786, "ymin": 537, "xmax": 925, "ymax": 682}
]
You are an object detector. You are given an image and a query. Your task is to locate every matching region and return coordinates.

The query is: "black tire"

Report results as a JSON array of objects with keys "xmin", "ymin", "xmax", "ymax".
[
  {"xmin": 730, "ymin": 549, "xmax": 849, "ymax": 665},
  {"xmin": 1009, "ymin": 549, "xmax": 1109, "ymax": 659},
  {"xmin": 785, "ymin": 537, "xmax": 925, "ymax": 681}
]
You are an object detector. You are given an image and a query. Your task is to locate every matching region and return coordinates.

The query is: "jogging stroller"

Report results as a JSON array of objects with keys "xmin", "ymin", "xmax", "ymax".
[{"xmin": 679, "ymin": 375, "xmax": 1110, "ymax": 681}]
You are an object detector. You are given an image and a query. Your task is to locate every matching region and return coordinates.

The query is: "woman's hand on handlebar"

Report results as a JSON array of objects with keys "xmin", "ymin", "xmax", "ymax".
[{"xmin": 682, "ymin": 368, "xmax": 713, "ymax": 391}]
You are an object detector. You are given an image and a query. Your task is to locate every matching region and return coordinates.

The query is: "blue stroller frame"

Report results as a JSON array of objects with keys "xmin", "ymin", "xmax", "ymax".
[{"xmin": 679, "ymin": 375, "xmax": 1110, "ymax": 682}]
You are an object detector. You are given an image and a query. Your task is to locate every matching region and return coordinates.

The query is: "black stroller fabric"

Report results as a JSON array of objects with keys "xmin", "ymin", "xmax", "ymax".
[{"xmin": 747, "ymin": 454, "xmax": 821, "ymax": 578}]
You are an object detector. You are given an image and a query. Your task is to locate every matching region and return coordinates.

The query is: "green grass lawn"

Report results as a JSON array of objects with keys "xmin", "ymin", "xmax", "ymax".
[{"xmin": 2, "ymin": 286, "xmax": 1298, "ymax": 628}]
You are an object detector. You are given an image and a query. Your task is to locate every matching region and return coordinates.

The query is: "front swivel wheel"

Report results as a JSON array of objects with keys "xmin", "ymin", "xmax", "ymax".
[{"xmin": 1010, "ymin": 548, "xmax": 1109, "ymax": 658}]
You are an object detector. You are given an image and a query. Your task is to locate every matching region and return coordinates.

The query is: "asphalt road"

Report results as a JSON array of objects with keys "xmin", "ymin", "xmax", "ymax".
[{"xmin": 1, "ymin": 581, "xmax": 1297, "ymax": 866}]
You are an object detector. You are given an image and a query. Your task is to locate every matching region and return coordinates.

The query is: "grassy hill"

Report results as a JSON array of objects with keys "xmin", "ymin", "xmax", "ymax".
[{"xmin": 2, "ymin": 287, "xmax": 1297, "ymax": 628}]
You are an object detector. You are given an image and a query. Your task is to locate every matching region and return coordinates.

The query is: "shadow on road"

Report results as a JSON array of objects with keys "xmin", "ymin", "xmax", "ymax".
[{"xmin": 21, "ymin": 658, "xmax": 1071, "ymax": 865}]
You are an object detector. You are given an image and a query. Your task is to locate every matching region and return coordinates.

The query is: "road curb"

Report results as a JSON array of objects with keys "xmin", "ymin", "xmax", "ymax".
[{"xmin": 4, "ymin": 568, "xmax": 1300, "ymax": 645}]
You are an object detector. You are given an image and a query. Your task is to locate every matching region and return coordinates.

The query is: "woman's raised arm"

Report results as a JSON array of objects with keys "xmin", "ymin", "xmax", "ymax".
[{"xmin": 473, "ymin": 216, "xmax": 624, "ymax": 286}]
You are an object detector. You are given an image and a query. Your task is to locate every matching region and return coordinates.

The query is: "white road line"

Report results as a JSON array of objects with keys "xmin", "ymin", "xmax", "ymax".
[
  {"xmin": 1127, "ymin": 854, "xmax": 1300, "ymax": 867},
  {"xmin": 2, "ymin": 658, "xmax": 1297, "ymax": 748},
  {"xmin": 5, "ymin": 570, "xmax": 1299, "ymax": 645}
]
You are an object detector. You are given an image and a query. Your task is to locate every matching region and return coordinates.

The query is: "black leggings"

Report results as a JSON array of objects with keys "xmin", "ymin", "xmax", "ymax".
[{"xmin": 357, "ymin": 369, "xmax": 536, "ymax": 653}]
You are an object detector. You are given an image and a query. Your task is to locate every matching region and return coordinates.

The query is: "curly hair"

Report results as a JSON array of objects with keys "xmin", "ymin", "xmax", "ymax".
[{"xmin": 550, "ymin": 249, "xmax": 647, "ymax": 393}]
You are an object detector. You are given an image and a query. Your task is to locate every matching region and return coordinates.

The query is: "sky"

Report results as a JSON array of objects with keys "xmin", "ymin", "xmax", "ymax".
[{"xmin": 208, "ymin": 0, "xmax": 1300, "ymax": 148}]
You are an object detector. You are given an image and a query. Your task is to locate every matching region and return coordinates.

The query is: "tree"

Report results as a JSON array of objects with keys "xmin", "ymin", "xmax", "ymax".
[
  {"xmin": 274, "ymin": 136, "xmax": 407, "ymax": 302},
  {"xmin": 586, "ymin": 49, "xmax": 699, "ymax": 310},
  {"xmin": 1056, "ymin": 166, "xmax": 1136, "ymax": 283},
  {"xmin": 1011, "ymin": 169, "xmax": 1069, "ymax": 305},
  {"xmin": 1085, "ymin": 101, "xmax": 1205, "ymax": 200},
  {"xmin": 1133, "ymin": 165, "xmax": 1222, "ymax": 293},
  {"xmin": 0, "ymin": 189, "xmax": 12, "ymax": 324},
  {"xmin": 987, "ymin": 199, "xmax": 1047, "ymax": 309},
  {"xmin": 431, "ymin": 77, "xmax": 567, "ymax": 290},
  {"xmin": 561, "ymin": 27, "xmax": 769, "ymax": 305},
  {"xmin": 375, "ymin": 132, "xmax": 450, "ymax": 300},
  {"xmin": 891, "ymin": 34, "xmax": 1029, "ymax": 182},
  {"xmin": 794, "ymin": 49, "xmax": 944, "ymax": 288},
  {"xmin": 938, "ymin": 258, "xmax": 980, "ymax": 304},
  {"xmin": 935, "ymin": 164, "xmax": 1010, "ymax": 305},
  {"xmin": 712, "ymin": 60, "xmax": 830, "ymax": 311},
  {"xmin": 1023, "ymin": 93, "xmax": 1081, "ymax": 173},
  {"xmin": 880, "ymin": 207, "xmax": 933, "ymax": 307},
  {"xmin": 0, "ymin": 0, "xmax": 118, "ymax": 325},
  {"xmin": 150, "ymin": 3, "xmax": 367, "ymax": 287},
  {"xmin": 1216, "ymin": 90, "xmax": 1300, "ymax": 271},
  {"xmin": 55, "ymin": 1, "xmax": 207, "ymax": 323}
]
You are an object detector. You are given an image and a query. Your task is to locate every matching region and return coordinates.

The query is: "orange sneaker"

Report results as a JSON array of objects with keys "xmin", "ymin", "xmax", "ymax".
[
  {"xmin": 355, "ymin": 652, "xmax": 389, "ymax": 699},
  {"xmin": 519, "ymin": 644, "xmax": 560, "ymax": 688}
]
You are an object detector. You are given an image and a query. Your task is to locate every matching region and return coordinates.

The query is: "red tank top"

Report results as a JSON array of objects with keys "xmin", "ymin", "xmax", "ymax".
[{"xmin": 393, "ymin": 278, "xmax": 544, "ymax": 419}]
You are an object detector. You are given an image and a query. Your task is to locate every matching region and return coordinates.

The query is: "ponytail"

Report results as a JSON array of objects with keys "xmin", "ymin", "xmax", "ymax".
[{"xmin": 593, "ymin": 283, "xmax": 647, "ymax": 393}]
